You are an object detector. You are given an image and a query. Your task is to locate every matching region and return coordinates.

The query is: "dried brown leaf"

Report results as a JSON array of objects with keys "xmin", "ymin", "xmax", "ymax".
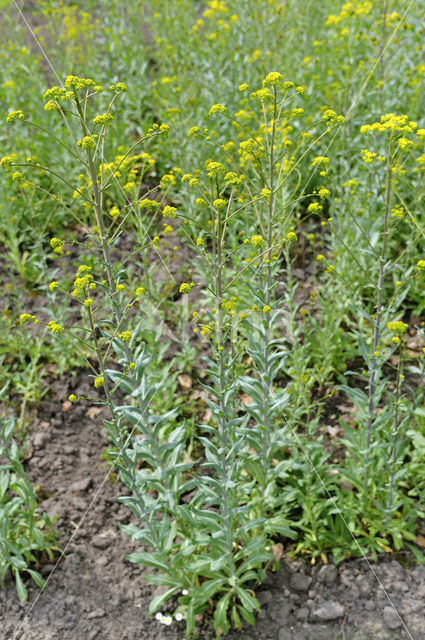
[{"xmin": 178, "ymin": 374, "xmax": 192, "ymax": 390}]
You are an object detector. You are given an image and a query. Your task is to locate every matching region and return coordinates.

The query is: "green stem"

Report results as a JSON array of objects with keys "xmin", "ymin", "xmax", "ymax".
[{"xmin": 364, "ymin": 138, "xmax": 394, "ymax": 493}]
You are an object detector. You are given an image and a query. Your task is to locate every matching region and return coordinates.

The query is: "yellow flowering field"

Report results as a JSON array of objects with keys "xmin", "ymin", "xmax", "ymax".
[{"xmin": 1, "ymin": 1, "xmax": 425, "ymax": 638}]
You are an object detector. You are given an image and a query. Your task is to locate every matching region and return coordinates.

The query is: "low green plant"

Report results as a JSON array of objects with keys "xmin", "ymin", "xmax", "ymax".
[{"xmin": 0, "ymin": 412, "xmax": 58, "ymax": 601}]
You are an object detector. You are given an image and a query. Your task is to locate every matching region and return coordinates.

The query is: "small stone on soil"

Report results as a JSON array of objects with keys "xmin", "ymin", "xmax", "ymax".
[
  {"xmin": 382, "ymin": 605, "xmax": 402, "ymax": 629},
  {"xmin": 70, "ymin": 477, "xmax": 92, "ymax": 492},
  {"xmin": 87, "ymin": 608, "xmax": 106, "ymax": 619},
  {"xmin": 92, "ymin": 534, "xmax": 110, "ymax": 549},
  {"xmin": 312, "ymin": 600, "xmax": 345, "ymax": 621},
  {"xmin": 290, "ymin": 572, "xmax": 312, "ymax": 592},
  {"xmin": 316, "ymin": 564, "xmax": 338, "ymax": 586}
]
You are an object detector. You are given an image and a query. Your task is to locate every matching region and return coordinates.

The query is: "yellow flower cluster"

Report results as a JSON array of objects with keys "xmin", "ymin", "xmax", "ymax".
[
  {"xmin": 0, "ymin": 154, "xmax": 18, "ymax": 170},
  {"xmin": 118, "ymin": 330, "xmax": 132, "ymax": 342},
  {"xmin": 317, "ymin": 187, "xmax": 330, "ymax": 199},
  {"xmin": 50, "ymin": 237, "xmax": 64, "ymax": 254},
  {"xmin": 179, "ymin": 282, "xmax": 195, "ymax": 294},
  {"xmin": 206, "ymin": 161, "xmax": 225, "ymax": 177},
  {"xmin": 391, "ymin": 205, "xmax": 404, "ymax": 219},
  {"xmin": 44, "ymin": 100, "xmax": 59, "ymax": 112},
  {"xmin": 20, "ymin": 313, "xmax": 38, "ymax": 325},
  {"xmin": 387, "ymin": 321, "xmax": 408, "ymax": 335},
  {"xmin": 308, "ymin": 202, "xmax": 323, "ymax": 213},
  {"xmin": 311, "ymin": 156, "xmax": 330, "ymax": 167},
  {"xmin": 209, "ymin": 104, "xmax": 227, "ymax": 116},
  {"xmin": 65, "ymin": 75, "xmax": 96, "ymax": 91},
  {"xmin": 48, "ymin": 321, "xmax": 65, "ymax": 334},
  {"xmin": 361, "ymin": 149, "xmax": 384, "ymax": 164},
  {"xmin": 72, "ymin": 265, "xmax": 96, "ymax": 297},
  {"xmin": 322, "ymin": 109, "xmax": 343, "ymax": 126},
  {"xmin": 92, "ymin": 113, "xmax": 114, "ymax": 126},
  {"xmin": 251, "ymin": 235, "xmax": 265, "ymax": 249},
  {"xmin": 262, "ymin": 72, "xmax": 283, "ymax": 87},
  {"xmin": 6, "ymin": 110, "xmax": 24, "ymax": 123},
  {"xmin": 139, "ymin": 198, "xmax": 161, "ymax": 212},
  {"xmin": 361, "ymin": 114, "xmax": 417, "ymax": 135},
  {"xmin": 225, "ymin": 172, "xmax": 244, "ymax": 186},
  {"xmin": 109, "ymin": 206, "xmax": 120, "ymax": 219},
  {"xmin": 94, "ymin": 375, "xmax": 104, "ymax": 388},
  {"xmin": 250, "ymin": 88, "xmax": 273, "ymax": 102},
  {"xmin": 326, "ymin": 1, "xmax": 372, "ymax": 26},
  {"xmin": 163, "ymin": 205, "xmax": 177, "ymax": 218}
]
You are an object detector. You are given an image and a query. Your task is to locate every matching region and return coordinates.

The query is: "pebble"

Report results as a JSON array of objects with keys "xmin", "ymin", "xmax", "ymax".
[
  {"xmin": 317, "ymin": 564, "xmax": 338, "ymax": 586},
  {"xmin": 40, "ymin": 564, "xmax": 55, "ymax": 577},
  {"xmin": 33, "ymin": 431, "xmax": 50, "ymax": 449},
  {"xmin": 92, "ymin": 534, "xmax": 110, "ymax": 549},
  {"xmin": 295, "ymin": 606, "xmax": 309, "ymax": 621},
  {"xmin": 290, "ymin": 572, "xmax": 312, "ymax": 592},
  {"xmin": 312, "ymin": 600, "xmax": 345, "ymax": 621},
  {"xmin": 258, "ymin": 590, "xmax": 274, "ymax": 606},
  {"xmin": 87, "ymin": 608, "xmax": 106, "ymax": 619},
  {"xmin": 383, "ymin": 605, "xmax": 402, "ymax": 629},
  {"xmin": 70, "ymin": 477, "xmax": 92, "ymax": 492}
]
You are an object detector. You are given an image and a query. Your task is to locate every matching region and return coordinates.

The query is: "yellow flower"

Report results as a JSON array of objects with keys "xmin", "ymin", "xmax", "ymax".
[
  {"xmin": 163, "ymin": 205, "xmax": 177, "ymax": 218},
  {"xmin": 20, "ymin": 313, "xmax": 37, "ymax": 325},
  {"xmin": 179, "ymin": 282, "xmax": 193, "ymax": 294},
  {"xmin": 139, "ymin": 199, "xmax": 161, "ymax": 211},
  {"xmin": 118, "ymin": 330, "xmax": 132, "ymax": 342},
  {"xmin": 188, "ymin": 126, "xmax": 200, "ymax": 137},
  {"xmin": 262, "ymin": 71, "xmax": 283, "ymax": 87},
  {"xmin": 206, "ymin": 161, "xmax": 225, "ymax": 177},
  {"xmin": 387, "ymin": 320, "xmax": 408, "ymax": 335},
  {"xmin": 308, "ymin": 202, "xmax": 322, "ymax": 213},
  {"xmin": 263, "ymin": 305, "xmax": 271, "ymax": 314},
  {"xmin": 6, "ymin": 110, "xmax": 24, "ymax": 123},
  {"xmin": 48, "ymin": 281, "xmax": 58, "ymax": 292},
  {"xmin": 311, "ymin": 156, "xmax": 330, "ymax": 167},
  {"xmin": 209, "ymin": 104, "xmax": 227, "ymax": 116},
  {"xmin": 47, "ymin": 321, "xmax": 65, "ymax": 334},
  {"xmin": 318, "ymin": 187, "xmax": 330, "ymax": 199},
  {"xmin": 44, "ymin": 100, "xmax": 59, "ymax": 111},
  {"xmin": 94, "ymin": 375, "xmax": 104, "ymax": 388},
  {"xmin": 77, "ymin": 135, "xmax": 97, "ymax": 150},
  {"xmin": 92, "ymin": 113, "xmax": 114, "ymax": 126},
  {"xmin": 251, "ymin": 235, "xmax": 265, "ymax": 249}
]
